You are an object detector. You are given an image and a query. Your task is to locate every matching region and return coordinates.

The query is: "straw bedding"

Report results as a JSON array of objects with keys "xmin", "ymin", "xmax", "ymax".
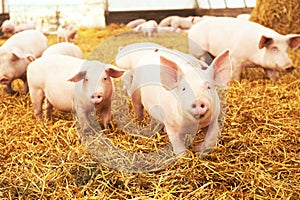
[{"xmin": 0, "ymin": 5, "xmax": 300, "ymax": 199}]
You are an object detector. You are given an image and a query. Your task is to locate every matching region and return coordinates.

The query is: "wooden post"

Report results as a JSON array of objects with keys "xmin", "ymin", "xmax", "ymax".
[
  {"xmin": 2, "ymin": 0, "xmax": 5, "ymax": 13},
  {"xmin": 206, "ymin": 0, "xmax": 211, "ymax": 9},
  {"xmin": 223, "ymin": 0, "xmax": 228, "ymax": 8}
]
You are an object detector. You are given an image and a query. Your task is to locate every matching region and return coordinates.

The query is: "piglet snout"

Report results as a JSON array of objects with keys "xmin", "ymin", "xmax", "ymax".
[
  {"xmin": 0, "ymin": 77, "xmax": 9, "ymax": 85},
  {"xmin": 91, "ymin": 92, "xmax": 103, "ymax": 104},
  {"xmin": 285, "ymin": 66, "xmax": 295, "ymax": 72},
  {"xmin": 190, "ymin": 99, "xmax": 209, "ymax": 119}
]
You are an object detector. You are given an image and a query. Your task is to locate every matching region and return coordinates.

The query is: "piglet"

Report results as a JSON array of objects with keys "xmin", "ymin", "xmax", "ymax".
[
  {"xmin": 188, "ymin": 17, "xmax": 300, "ymax": 81},
  {"xmin": 15, "ymin": 23, "xmax": 36, "ymax": 33},
  {"xmin": 57, "ymin": 24, "xmax": 78, "ymax": 43},
  {"xmin": 0, "ymin": 30, "xmax": 48, "ymax": 94},
  {"xmin": 27, "ymin": 55, "xmax": 125, "ymax": 129},
  {"xmin": 126, "ymin": 19, "xmax": 147, "ymax": 28},
  {"xmin": 121, "ymin": 43, "xmax": 232, "ymax": 156},
  {"xmin": 1, "ymin": 20, "xmax": 15, "ymax": 36},
  {"xmin": 134, "ymin": 20, "xmax": 158, "ymax": 37},
  {"xmin": 42, "ymin": 42, "xmax": 83, "ymax": 58}
]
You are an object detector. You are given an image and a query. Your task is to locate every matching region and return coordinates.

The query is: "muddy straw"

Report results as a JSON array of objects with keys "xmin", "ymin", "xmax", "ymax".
[{"xmin": 0, "ymin": 18, "xmax": 300, "ymax": 199}]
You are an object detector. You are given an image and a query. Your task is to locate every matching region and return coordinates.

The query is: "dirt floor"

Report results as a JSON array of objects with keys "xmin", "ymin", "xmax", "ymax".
[{"xmin": 0, "ymin": 24, "xmax": 299, "ymax": 199}]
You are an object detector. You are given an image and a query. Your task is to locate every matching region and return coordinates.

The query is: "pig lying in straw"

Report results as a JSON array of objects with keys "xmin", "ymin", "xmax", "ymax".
[
  {"xmin": 117, "ymin": 43, "xmax": 232, "ymax": 156},
  {"xmin": 27, "ymin": 55, "xmax": 125, "ymax": 129},
  {"xmin": 188, "ymin": 17, "xmax": 300, "ymax": 82},
  {"xmin": 42, "ymin": 42, "xmax": 83, "ymax": 58},
  {"xmin": 134, "ymin": 20, "xmax": 158, "ymax": 37},
  {"xmin": 1, "ymin": 20, "xmax": 15, "ymax": 36},
  {"xmin": 0, "ymin": 30, "xmax": 48, "ymax": 94}
]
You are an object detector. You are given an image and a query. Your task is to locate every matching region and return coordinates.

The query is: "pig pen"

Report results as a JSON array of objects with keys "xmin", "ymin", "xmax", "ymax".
[{"xmin": 0, "ymin": 11, "xmax": 300, "ymax": 200}]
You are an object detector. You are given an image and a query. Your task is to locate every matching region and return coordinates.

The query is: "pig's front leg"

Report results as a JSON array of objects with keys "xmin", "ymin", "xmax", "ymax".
[
  {"xmin": 76, "ymin": 106, "xmax": 93, "ymax": 133},
  {"xmin": 166, "ymin": 126, "xmax": 187, "ymax": 156},
  {"xmin": 193, "ymin": 119, "xmax": 220, "ymax": 158},
  {"xmin": 99, "ymin": 107, "xmax": 111, "ymax": 129},
  {"xmin": 264, "ymin": 68, "xmax": 280, "ymax": 82}
]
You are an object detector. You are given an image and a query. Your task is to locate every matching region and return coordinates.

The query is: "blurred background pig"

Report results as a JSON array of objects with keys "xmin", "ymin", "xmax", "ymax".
[
  {"xmin": 42, "ymin": 42, "xmax": 83, "ymax": 58},
  {"xmin": 14, "ymin": 23, "xmax": 36, "ymax": 33},
  {"xmin": 0, "ymin": 30, "xmax": 48, "ymax": 94},
  {"xmin": 188, "ymin": 17, "xmax": 300, "ymax": 82},
  {"xmin": 57, "ymin": 24, "xmax": 78, "ymax": 43},
  {"xmin": 27, "ymin": 55, "xmax": 124, "ymax": 129},
  {"xmin": 1, "ymin": 20, "xmax": 15, "ymax": 37},
  {"xmin": 126, "ymin": 18, "xmax": 147, "ymax": 28},
  {"xmin": 133, "ymin": 20, "xmax": 158, "ymax": 37}
]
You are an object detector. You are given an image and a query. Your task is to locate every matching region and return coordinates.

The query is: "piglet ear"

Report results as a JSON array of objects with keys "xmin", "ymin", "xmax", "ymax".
[
  {"xmin": 11, "ymin": 48, "xmax": 22, "ymax": 60},
  {"xmin": 160, "ymin": 55, "xmax": 182, "ymax": 90},
  {"xmin": 210, "ymin": 49, "xmax": 232, "ymax": 87},
  {"xmin": 105, "ymin": 65, "xmax": 125, "ymax": 78},
  {"xmin": 68, "ymin": 70, "xmax": 87, "ymax": 82},
  {"xmin": 287, "ymin": 34, "xmax": 300, "ymax": 49},
  {"xmin": 258, "ymin": 35, "xmax": 274, "ymax": 49}
]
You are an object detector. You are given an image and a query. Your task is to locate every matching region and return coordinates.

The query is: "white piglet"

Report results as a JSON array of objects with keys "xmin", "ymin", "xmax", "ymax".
[
  {"xmin": 134, "ymin": 20, "xmax": 158, "ymax": 37},
  {"xmin": 188, "ymin": 17, "xmax": 300, "ymax": 81},
  {"xmin": 57, "ymin": 24, "xmax": 78, "ymax": 43},
  {"xmin": 42, "ymin": 42, "xmax": 83, "ymax": 58},
  {"xmin": 121, "ymin": 45, "xmax": 232, "ymax": 156},
  {"xmin": 0, "ymin": 30, "xmax": 48, "ymax": 94},
  {"xmin": 27, "ymin": 55, "xmax": 125, "ymax": 129}
]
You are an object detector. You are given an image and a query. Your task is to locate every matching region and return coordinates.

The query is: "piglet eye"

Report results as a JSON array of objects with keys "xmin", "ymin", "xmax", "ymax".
[
  {"xmin": 271, "ymin": 47, "xmax": 278, "ymax": 53},
  {"xmin": 206, "ymin": 83, "xmax": 211, "ymax": 90},
  {"xmin": 182, "ymin": 87, "xmax": 186, "ymax": 91},
  {"xmin": 103, "ymin": 77, "xmax": 107, "ymax": 80}
]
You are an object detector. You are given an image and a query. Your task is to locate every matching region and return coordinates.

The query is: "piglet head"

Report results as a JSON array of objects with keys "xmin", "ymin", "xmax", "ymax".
[
  {"xmin": 68, "ymin": 64, "xmax": 125, "ymax": 107},
  {"xmin": 258, "ymin": 34, "xmax": 300, "ymax": 74},
  {"xmin": 0, "ymin": 47, "xmax": 35, "ymax": 86}
]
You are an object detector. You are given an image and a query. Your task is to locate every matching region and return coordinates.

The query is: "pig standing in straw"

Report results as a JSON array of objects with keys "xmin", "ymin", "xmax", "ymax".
[
  {"xmin": 0, "ymin": 30, "xmax": 48, "ymax": 94},
  {"xmin": 27, "ymin": 55, "xmax": 125, "ymax": 129},
  {"xmin": 117, "ymin": 43, "xmax": 232, "ymax": 156},
  {"xmin": 57, "ymin": 24, "xmax": 78, "ymax": 43},
  {"xmin": 188, "ymin": 17, "xmax": 300, "ymax": 82}
]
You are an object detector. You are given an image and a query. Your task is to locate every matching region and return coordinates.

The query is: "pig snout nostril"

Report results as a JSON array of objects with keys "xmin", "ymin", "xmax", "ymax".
[
  {"xmin": 191, "ymin": 100, "xmax": 209, "ymax": 119},
  {"xmin": 286, "ymin": 66, "xmax": 295, "ymax": 72},
  {"xmin": 91, "ymin": 93, "xmax": 103, "ymax": 104}
]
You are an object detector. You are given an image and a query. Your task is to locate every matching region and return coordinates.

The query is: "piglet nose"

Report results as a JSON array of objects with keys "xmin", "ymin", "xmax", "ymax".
[
  {"xmin": 190, "ymin": 100, "xmax": 208, "ymax": 119},
  {"xmin": 91, "ymin": 92, "xmax": 103, "ymax": 104},
  {"xmin": 285, "ymin": 66, "xmax": 295, "ymax": 72}
]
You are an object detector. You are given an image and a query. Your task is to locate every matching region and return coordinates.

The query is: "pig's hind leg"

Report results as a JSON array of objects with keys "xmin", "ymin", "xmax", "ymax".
[
  {"xmin": 44, "ymin": 98, "xmax": 53, "ymax": 120},
  {"xmin": 132, "ymin": 89, "xmax": 144, "ymax": 121}
]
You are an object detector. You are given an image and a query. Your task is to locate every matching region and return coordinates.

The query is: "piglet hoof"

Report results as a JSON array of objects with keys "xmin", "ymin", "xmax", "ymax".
[{"xmin": 195, "ymin": 148, "xmax": 212, "ymax": 159}]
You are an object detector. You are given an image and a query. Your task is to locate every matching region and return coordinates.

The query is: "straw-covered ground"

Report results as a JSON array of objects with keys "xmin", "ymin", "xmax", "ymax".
[{"xmin": 1, "ymin": 11, "xmax": 300, "ymax": 200}]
